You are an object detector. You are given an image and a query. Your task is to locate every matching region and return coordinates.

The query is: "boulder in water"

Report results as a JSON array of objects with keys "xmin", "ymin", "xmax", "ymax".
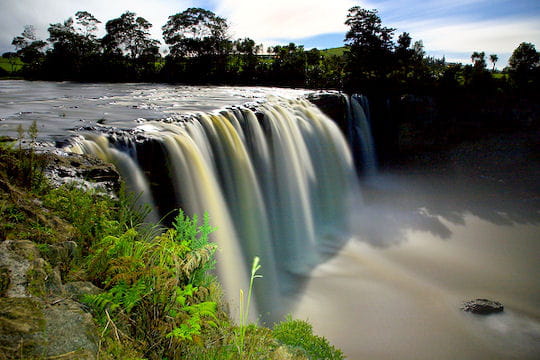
[{"xmin": 462, "ymin": 299, "xmax": 504, "ymax": 315}]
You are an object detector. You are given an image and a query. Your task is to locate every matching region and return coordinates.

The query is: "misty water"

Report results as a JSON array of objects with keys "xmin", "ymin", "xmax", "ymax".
[{"xmin": 1, "ymin": 81, "xmax": 539, "ymax": 359}]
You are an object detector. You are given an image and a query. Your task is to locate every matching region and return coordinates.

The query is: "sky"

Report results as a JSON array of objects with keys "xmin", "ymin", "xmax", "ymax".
[{"xmin": 1, "ymin": 0, "xmax": 539, "ymax": 68}]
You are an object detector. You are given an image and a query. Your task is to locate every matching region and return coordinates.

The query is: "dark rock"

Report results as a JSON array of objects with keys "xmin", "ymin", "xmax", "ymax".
[
  {"xmin": 27, "ymin": 257, "xmax": 65, "ymax": 298},
  {"xmin": 462, "ymin": 298, "xmax": 504, "ymax": 315},
  {"xmin": 39, "ymin": 241, "xmax": 81, "ymax": 269},
  {"xmin": 0, "ymin": 240, "xmax": 38, "ymax": 297},
  {"xmin": 0, "ymin": 297, "xmax": 99, "ymax": 359}
]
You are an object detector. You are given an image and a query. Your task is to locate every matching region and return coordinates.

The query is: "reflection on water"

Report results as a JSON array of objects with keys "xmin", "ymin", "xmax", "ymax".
[
  {"xmin": 352, "ymin": 172, "xmax": 540, "ymax": 248},
  {"xmin": 293, "ymin": 139, "xmax": 540, "ymax": 360}
]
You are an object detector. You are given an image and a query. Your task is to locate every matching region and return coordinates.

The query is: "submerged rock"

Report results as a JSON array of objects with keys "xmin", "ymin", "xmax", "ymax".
[{"xmin": 462, "ymin": 299, "xmax": 504, "ymax": 315}]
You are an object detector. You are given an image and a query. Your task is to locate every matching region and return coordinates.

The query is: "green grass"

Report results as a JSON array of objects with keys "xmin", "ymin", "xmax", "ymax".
[
  {"xmin": 320, "ymin": 47, "xmax": 348, "ymax": 57},
  {"xmin": 492, "ymin": 73, "xmax": 508, "ymax": 80},
  {"xmin": 0, "ymin": 57, "xmax": 24, "ymax": 73}
]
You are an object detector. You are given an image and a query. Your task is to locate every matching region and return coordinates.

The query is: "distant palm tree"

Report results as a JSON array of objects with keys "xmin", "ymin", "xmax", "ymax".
[
  {"xmin": 489, "ymin": 54, "xmax": 498, "ymax": 71},
  {"xmin": 471, "ymin": 51, "xmax": 486, "ymax": 69},
  {"xmin": 471, "ymin": 51, "xmax": 480, "ymax": 64}
]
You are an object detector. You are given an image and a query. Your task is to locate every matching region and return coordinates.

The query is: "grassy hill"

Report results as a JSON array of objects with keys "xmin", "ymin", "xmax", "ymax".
[
  {"xmin": 0, "ymin": 57, "xmax": 24, "ymax": 73},
  {"xmin": 320, "ymin": 47, "xmax": 348, "ymax": 57}
]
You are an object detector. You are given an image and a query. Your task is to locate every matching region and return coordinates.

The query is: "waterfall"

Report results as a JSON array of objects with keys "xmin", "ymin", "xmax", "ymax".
[
  {"xmin": 67, "ymin": 97, "xmax": 361, "ymax": 322},
  {"xmin": 345, "ymin": 94, "xmax": 377, "ymax": 176}
]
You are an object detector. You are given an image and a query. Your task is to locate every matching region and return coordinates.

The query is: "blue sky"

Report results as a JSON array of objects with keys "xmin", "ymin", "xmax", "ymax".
[{"xmin": 1, "ymin": 0, "xmax": 539, "ymax": 68}]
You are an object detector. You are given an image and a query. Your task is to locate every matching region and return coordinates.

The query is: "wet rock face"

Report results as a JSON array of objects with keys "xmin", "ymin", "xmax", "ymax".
[
  {"xmin": 307, "ymin": 92, "xmax": 348, "ymax": 133},
  {"xmin": 462, "ymin": 299, "xmax": 504, "ymax": 315}
]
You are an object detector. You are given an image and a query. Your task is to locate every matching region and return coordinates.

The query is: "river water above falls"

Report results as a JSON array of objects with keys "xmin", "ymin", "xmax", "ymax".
[{"xmin": 1, "ymin": 81, "xmax": 539, "ymax": 359}]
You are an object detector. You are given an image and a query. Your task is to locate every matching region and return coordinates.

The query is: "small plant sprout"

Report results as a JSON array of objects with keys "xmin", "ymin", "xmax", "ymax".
[
  {"xmin": 28, "ymin": 120, "xmax": 38, "ymax": 144},
  {"xmin": 237, "ymin": 256, "xmax": 262, "ymax": 355},
  {"xmin": 16, "ymin": 124, "xmax": 24, "ymax": 151}
]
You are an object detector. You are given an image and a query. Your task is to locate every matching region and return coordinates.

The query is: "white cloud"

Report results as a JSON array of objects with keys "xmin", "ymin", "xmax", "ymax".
[
  {"xmin": 394, "ymin": 16, "xmax": 540, "ymax": 54},
  {"xmin": 388, "ymin": 15, "xmax": 540, "ymax": 68},
  {"xmin": 215, "ymin": 0, "xmax": 360, "ymax": 41}
]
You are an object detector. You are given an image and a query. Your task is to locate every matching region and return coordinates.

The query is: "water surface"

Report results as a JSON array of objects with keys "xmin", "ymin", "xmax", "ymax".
[
  {"xmin": 0, "ymin": 80, "xmax": 310, "ymax": 141},
  {"xmin": 294, "ymin": 135, "xmax": 540, "ymax": 359}
]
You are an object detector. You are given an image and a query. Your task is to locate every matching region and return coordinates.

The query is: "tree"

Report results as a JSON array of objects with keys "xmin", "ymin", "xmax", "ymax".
[
  {"xmin": 11, "ymin": 25, "xmax": 46, "ymax": 71},
  {"xmin": 395, "ymin": 32, "xmax": 412, "ymax": 59},
  {"xmin": 47, "ymin": 12, "xmax": 101, "ymax": 56},
  {"xmin": 46, "ymin": 12, "xmax": 102, "ymax": 79},
  {"xmin": 508, "ymin": 42, "xmax": 539, "ymax": 74},
  {"xmin": 471, "ymin": 51, "xmax": 486, "ymax": 70},
  {"xmin": 411, "ymin": 40, "xmax": 425, "ymax": 62},
  {"xmin": 102, "ymin": 11, "xmax": 160, "ymax": 60},
  {"xmin": 489, "ymin": 54, "xmax": 498, "ymax": 71},
  {"xmin": 270, "ymin": 43, "xmax": 307, "ymax": 86},
  {"xmin": 395, "ymin": 32, "xmax": 413, "ymax": 69},
  {"xmin": 343, "ymin": 6, "xmax": 395, "ymax": 93},
  {"xmin": 230, "ymin": 37, "xmax": 261, "ymax": 80},
  {"xmin": 161, "ymin": 8, "xmax": 231, "ymax": 82},
  {"xmin": 162, "ymin": 8, "xmax": 230, "ymax": 59},
  {"xmin": 75, "ymin": 11, "xmax": 101, "ymax": 37},
  {"xmin": 344, "ymin": 7, "xmax": 394, "ymax": 52},
  {"xmin": 508, "ymin": 42, "xmax": 540, "ymax": 90}
]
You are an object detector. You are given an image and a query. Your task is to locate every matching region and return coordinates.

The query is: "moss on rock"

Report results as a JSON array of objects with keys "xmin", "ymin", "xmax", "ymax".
[
  {"xmin": 0, "ymin": 266, "xmax": 10, "ymax": 297},
  {"xmin": 0, "ymin": 297, "xmax": 45, "ymax": 357}
]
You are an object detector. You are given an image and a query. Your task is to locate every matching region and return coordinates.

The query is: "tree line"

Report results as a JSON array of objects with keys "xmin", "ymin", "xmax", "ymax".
[{"xmin": 2, "ymin": 6, "xmax": 540, "ymax": 96}]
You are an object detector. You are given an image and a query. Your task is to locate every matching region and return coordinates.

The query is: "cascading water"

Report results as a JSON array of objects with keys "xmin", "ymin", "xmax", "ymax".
[
  {"xmin": 345, "ymin": 94, "xmax": 377, "ymax": 176},
  {"xmin": 67, "ymin": 97, "xmax": 362, "ymax": 322}
]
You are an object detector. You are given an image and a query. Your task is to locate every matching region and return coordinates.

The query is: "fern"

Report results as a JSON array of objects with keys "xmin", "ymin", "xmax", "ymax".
[
  {"xmin": 84, "ymin": 210, "xmax": 220, "ymax": 358},
  {"xmin": 166, "ymin": 284, "xmax": 218, "ymax": 341},
  {"xmin": 84, "ymin": 280, "xmax": 150, "ymax": 319}
]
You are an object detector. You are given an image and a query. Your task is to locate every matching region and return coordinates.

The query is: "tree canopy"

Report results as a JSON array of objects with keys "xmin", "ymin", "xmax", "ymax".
[
  {"xmin": 102, "ymin": 12, "xmax": 160, "ymax": 60},
  {"xmin": 162, "ymin": 8, "xmax": 230, "ymax": 58}
]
